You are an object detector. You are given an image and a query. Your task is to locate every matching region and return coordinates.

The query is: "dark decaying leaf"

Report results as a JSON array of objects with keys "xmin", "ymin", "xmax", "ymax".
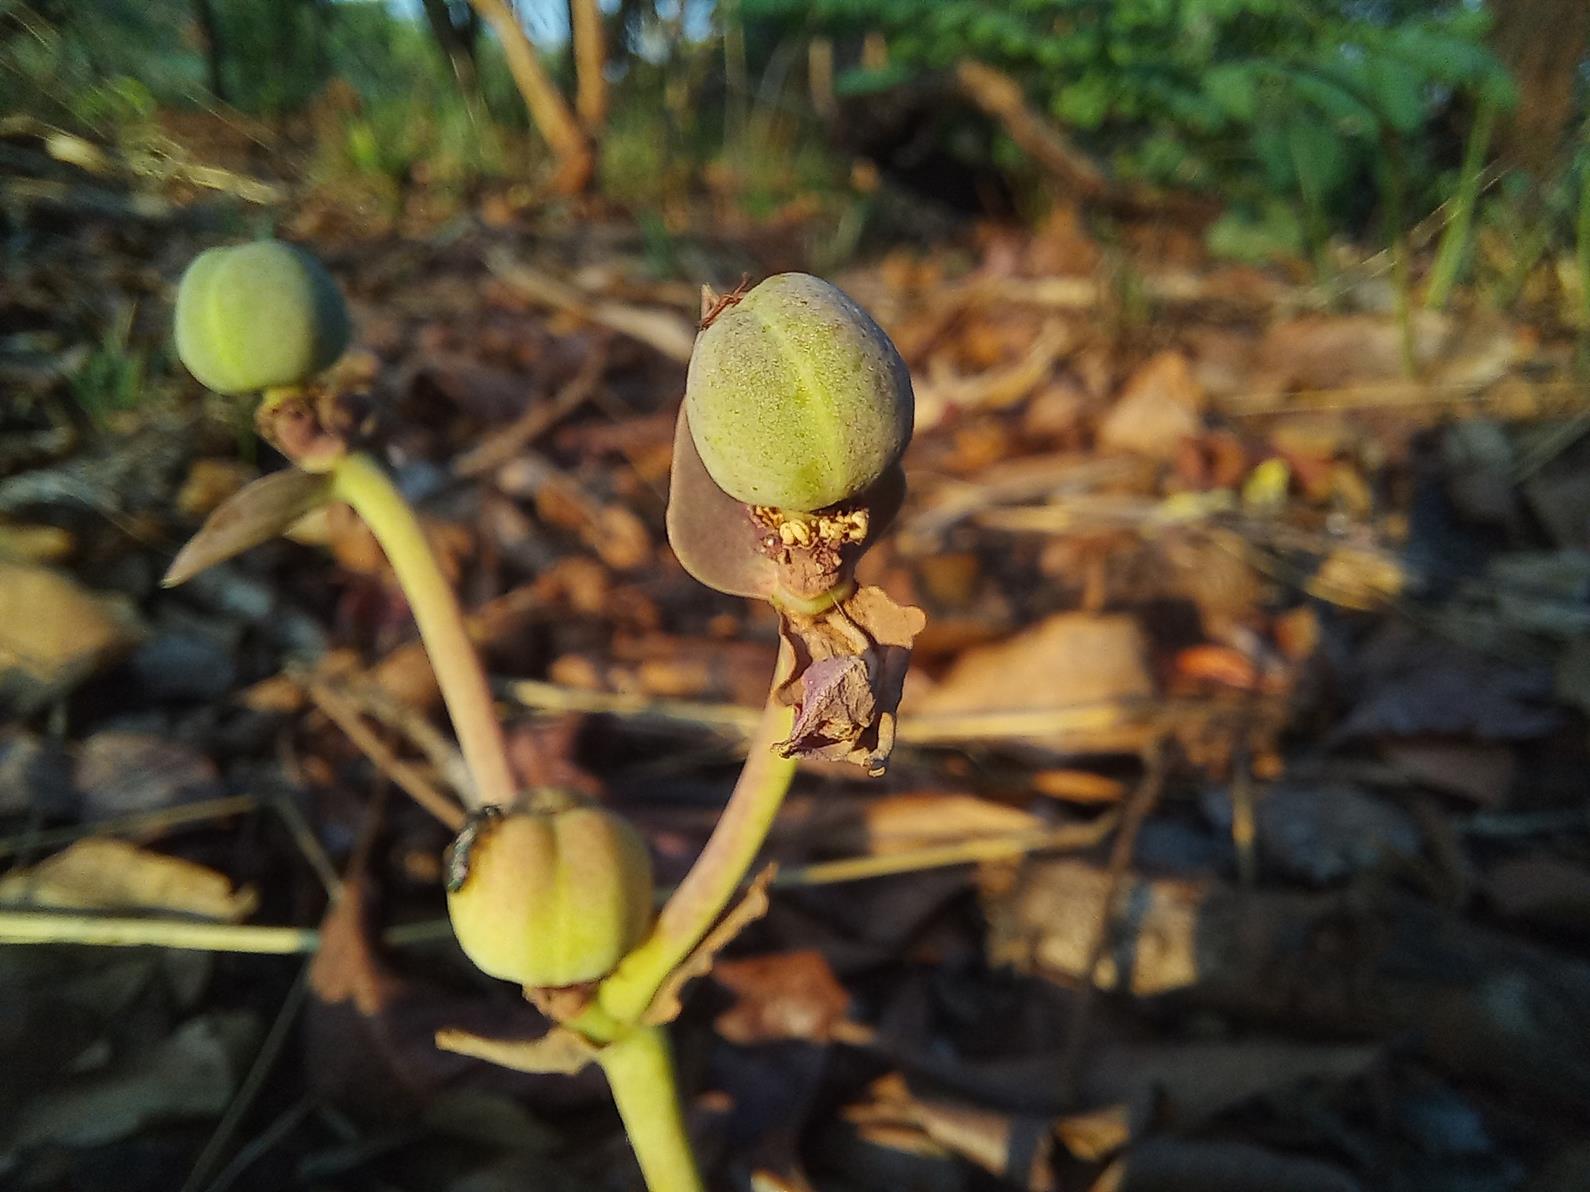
[
  {"xmin": 774, "ymin": 586, "xmax": 926, "ymax": 775},
  {"xmin": 162, "ymin": 467, "xmax": 332, "ymax": 588},
  {"xmin": 711, "ymin": 949, "xmax": 853, "ymax": 1044}
]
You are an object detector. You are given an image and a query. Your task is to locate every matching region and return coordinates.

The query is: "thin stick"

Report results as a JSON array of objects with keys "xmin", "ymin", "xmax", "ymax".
[
  {"xmin": 332, "ymin": 451, "xmax": 516, "ymax": 811},
  {"xmin": 0, "ymin": 912, "xmax": 318, "ymax": 953},
  {"xmin": 773, "ymin": 815, "xmax": 1120, "ymax": 888},
  {"xmin": 305, "ymin": 680, "xmax": 466, "ymax": 832},
  {"xmin": 0, "ymin": 794, "xmax": 258, "ymax": 860},
  {"xmin": 508, "ymin": 678, "xmax": 1191, "ymax": 749},
  {"xmin": 266, "ymin": 794, "xmax": 343, "ymax": 900},
  {"xmin": 1057, "ymin": 747, "xmax": 1167, "ymax": 1103},
  {"xmin": 199, "ymin": 1096, "xmax": 316, "ymax": 1192},
  {"xmin": 454, "ymin": 347, "xmax": 608, "ymax": 477},
  {"xmin": 0, "ymin": 817, "xmax": 1119, "ymax": 957},
  {"xmin": 182, "ymin": 964, "xmax": 312, "ymax": 1192}
]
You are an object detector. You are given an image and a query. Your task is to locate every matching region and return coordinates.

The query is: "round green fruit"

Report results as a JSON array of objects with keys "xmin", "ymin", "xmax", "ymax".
[
  {"xmin": 445, "ymin": 796, "xmax": 654, "ymax": 989},
  {"xmin": 684, "ymin": 273, "xmax": 913, "ymax": 513},
  {"xmin": 174, "ymin": 241, "xmax": 350, "ymax": 396}
]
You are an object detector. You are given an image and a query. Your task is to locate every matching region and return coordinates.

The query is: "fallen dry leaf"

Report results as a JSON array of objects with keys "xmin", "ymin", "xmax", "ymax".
[
  {"xmin": 0, "ymin": 561, "xmax": 143, "ymax": 713},
  {"xmin": 913, "ymin": 612, "xmax": 1155, "ymax": 717},
  {"xmin": 73, "ymin": 731, "xmax": 222, "ymax": 819},
  {"xmin": 1098, "ymin": 350, "xmax": 1205, "ymax": 460},
  {"xmin": 0, "ymin": 838, "xmax": 257, "ymax": 920}
]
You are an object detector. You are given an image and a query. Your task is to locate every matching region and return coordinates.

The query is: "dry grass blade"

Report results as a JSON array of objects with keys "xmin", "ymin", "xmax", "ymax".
[
  {"xmin": 0, "ymin": 910, "xmax": 319, "ymax": 952},
  {"xmin": 1058, "ymin": 748, "xmax": 1168, "ymax": 1103},
  {"xmin": 304, "ymin": 680, "xmax": 467, "ymax": 831},
  {"xmin": 774, "ymin": 815, "xmax": 1120, "ymax": 888},
  {"xmin": 507, "ymin": 678, "xmax": 1239, "ymax": 751},
  {"xmin": 163, "ymin": 469, "xmax": 331, "ymax": 588}
]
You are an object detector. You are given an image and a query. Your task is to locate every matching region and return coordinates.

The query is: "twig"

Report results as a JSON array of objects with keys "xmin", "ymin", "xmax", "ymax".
[
  {"xmin": 198, "ymin": 1097, "xmax": 316, "ymax": 1192},
  {"xmin": 1056, "ymin": 746, "xmax": 1168, "ymax": 1103},
  {"xmin": 267, "ymin": 795, "xmax": 343, "ymax": 901},
  {"xmin": 507, "ymin": 678, "xmax": 1242, "ymax": 751},
  {"xmin": 953, "ymin": 61, "xmax": 1108, "ymax": 199},
  {"xmin": 0, "ymin": 816, "xmax": 1131, "ymax": 956},
  {"xmin": 313, "ymin": 673, "xmax": 472, "ymax": 801},
  {"xmin": 0, "ymin": 794, "xmax": 258, "ymax": 860},
  {"xmin": 182, "ymin": 965, "xmax": 312, "ymax": 1192},
  {"xmin": 773, "ymin": 814, "xmax": 1120, "ymax": 888},
  {"xmin": 454, "ymin": 346, "xmax": 610, "ymax": 478},
  {"xmin": 484, "ymin": 248, "xmax": 696, "ymax": 362},
  {"xmin": 0, "ymin": 912, "xmax": 319, "ymax": 952},
  {"xmin": 304, "ymin": 680, "xmax": 467, "ymax": 832},
  {"xmin": 1219, "ymin": 379, "xmax": 1590, "ymax": 418}
]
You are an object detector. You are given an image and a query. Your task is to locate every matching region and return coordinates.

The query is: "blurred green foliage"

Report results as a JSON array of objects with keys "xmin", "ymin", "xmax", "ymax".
[
  {"xmin": 750, "ymin": 0, "xmax": 1523, "ymax": 262},
  {"xmin": 3, "ymin": 0, "xmax": 1582, "ymax": 303}
]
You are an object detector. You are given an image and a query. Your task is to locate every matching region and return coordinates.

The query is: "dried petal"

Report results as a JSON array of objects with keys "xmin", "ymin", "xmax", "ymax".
[
  {"xmin": 162, "ymin": 468, "xmax": 331, "ymax": 587},
  {"xmin": 774, "ymin": 586, "xmax": 926, "ymax": 775}
]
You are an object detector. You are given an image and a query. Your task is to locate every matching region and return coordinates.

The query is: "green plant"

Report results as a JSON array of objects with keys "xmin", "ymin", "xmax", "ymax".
[
  {"xmin": 750, "ymin": 0, "xmax": 1514, "ymax": 269},
  {"xmin": 165, "ymin": 247, "xmax": 923, "ymax": 1191},
  {"xmin": 1425, "ymin": 94, "xmax": 1499, "ymax": 309},
  {"xmin": 69, "ymin": 306, "xmax": 148, "ymax": 424},
  {"xmin": 1577, "ymin": 154, "xmax": 1590, "ymax": 330}
]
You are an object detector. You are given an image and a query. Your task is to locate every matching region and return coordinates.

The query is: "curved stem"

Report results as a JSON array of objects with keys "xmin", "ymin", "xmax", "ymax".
[
  {"xmin": 592, "ymin": 646, "xmax": 797, "ymax": 1027},
  {"xmin": 597, "ymin": 1026, "xmax": 704, "ymax": 1192},
  {"xmin": 331, "ymin": 452, "xmax": 516, "ymax": 811}
]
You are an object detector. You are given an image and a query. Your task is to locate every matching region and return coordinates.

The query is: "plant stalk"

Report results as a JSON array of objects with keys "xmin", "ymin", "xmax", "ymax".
[
  {"xmin": 1578, "ymin": 159, "xmax": 1590, "ymax": 330},
  {"xmin": 597, "ymin": 1026, "xmax": 704, "ymax": 1192},
  {"xmin": 591, "ymin": 646, "xmax": 797, "ymax": 1028},
  {"xmin": 331, "ymin": 451, "xmax": 516, "ymax": 810},
  {"xmin": 1379, "ymin": 127, "xmax": 1416, "ymax": 378},
  {"xmin": 1425, "ymin": 94, "xmax": 1496, "ymax": 310}
]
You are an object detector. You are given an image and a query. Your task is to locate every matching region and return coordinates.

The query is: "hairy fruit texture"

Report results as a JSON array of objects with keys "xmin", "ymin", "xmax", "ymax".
[
  {"xmin": 684, "ymin": 273, "xmax": 913, "ymax": 513},
  {"xmin": 445, "ymin": 799, "xmax": 654, "ymax": 989},
  {"xmin": 174, "ymin": 241, "xmax": 351, "ymax": 396}
]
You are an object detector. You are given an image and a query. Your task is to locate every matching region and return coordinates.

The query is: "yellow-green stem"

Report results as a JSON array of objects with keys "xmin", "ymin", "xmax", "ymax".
[
  {"xmin": 588, "ymin": 648, "xmax": 797, "ymax": 1029},
  {"xmin": 597, "ymin": 1026, "xmax": 704, "ymax": 1192},
  {"xmin": 331, "ymin": 452, "xmax": 516, "ymax": 810}
]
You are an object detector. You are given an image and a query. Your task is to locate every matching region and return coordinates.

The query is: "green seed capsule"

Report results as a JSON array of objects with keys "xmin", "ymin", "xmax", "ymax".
[
  {"xmin": 174, "ymin": 241, "xmax": 351, "ymax": 396},
  {"xmin": 684, "ymin": 273, "xmax": 913, "ymax": 513},
  {"xmin": 445, "ymin": 798, "xmax": 654, "ymax": 989}
]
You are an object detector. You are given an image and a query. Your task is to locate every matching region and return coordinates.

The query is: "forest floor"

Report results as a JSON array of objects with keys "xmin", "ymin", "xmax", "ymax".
[{"xmin": 4, "ymin": 122, "xmax": 1590, "ymax": 1192}]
